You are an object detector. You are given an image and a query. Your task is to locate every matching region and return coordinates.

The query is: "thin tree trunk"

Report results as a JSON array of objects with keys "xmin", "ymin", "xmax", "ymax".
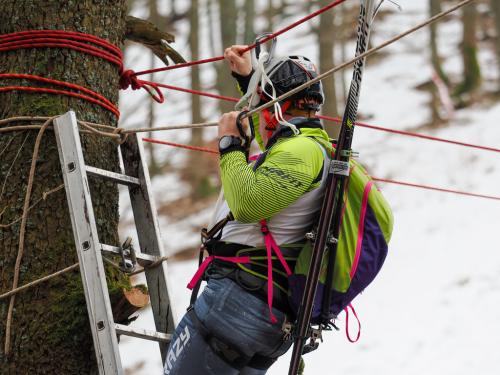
[
  {"xmin": 491, "ymin": 0, "xmax": 500, "ymax": 91},
  {"xmin": 318, "ymin": 0, "xmax": 339, "ymax": 138},
  {"xmin": 190, "ymin": 0, "xmax": 203, "ymax": 129},
  {"xmin": 147, "ymin": 0, "xmax": 160, "ymax": 176},
  {"xmin": 430, "ymin": 0, "xmax": 449, "ymax": 85},
  {"xmin": 216, "ymin": 0, "xmax": 239, "ymax": 113},
  {"xmin": 243, "ymin": 0, "xmax": 256, "ymax": 44},
  {"xmin": 455, "ymin": 2, "xmax": 481, "ymax": 99},
  {"xmin": 0, "ymin": 1, "xmax": 128, "ymax": 373},
  {"xmin": 429, "ymin": 0, "xmax": 448, "ymax": 124},
  {"xmin": 186, "ymin": 0, "xmax": 213, "ymax": 200}
]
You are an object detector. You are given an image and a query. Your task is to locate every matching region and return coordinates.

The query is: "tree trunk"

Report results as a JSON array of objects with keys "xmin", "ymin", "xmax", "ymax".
[
  {"xmin": 147, "ymin": 0, "xmax": 161, "ymax": 176},
  {"xmin": 429, "ymin": 0, "xmax": 449, "ymax": 85},
  {"xmin": 318, "ymin": 0, "xmax": 339, "ymax": 138},
  {"xmin": 216, "ymin": 0, "xmax": 239, "ymax": 114},
  {"xmin": 186, "ymin": 0, "xmax": 210, "ymax": 200},
  {"xmin": 491, "ymin": 0, "xmax": 500, "ymax": 92},
  {"xmin": 455, "ymin": 2, "xmax": 481, "ymax": 99},
  {"xmin": 0, "ymin": 1, "xmax": 128, "ymax": 373},
  {"xmin": 429, "ymin": 0, "xmax": 448, "ymax": 124},
  {"xmin": 243, "ymin": 0, "xmax": 256, "ymax": 44}
]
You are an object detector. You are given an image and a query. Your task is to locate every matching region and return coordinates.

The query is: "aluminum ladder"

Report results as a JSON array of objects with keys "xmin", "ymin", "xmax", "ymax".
[{"xmin": 53, "ymin": 111, "xmax": 176, "ymax": 374}]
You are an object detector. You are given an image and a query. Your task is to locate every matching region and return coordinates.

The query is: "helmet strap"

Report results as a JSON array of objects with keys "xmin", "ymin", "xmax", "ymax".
[{"xmin": 262, "ymin": 100, "xmax": 292, "ymax": 139}]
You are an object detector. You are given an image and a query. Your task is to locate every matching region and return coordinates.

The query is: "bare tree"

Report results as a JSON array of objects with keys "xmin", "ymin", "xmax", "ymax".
[
  {"xmin": 429, "ymin": 0, "xmax": 449, "ymax": 85},
  {"xmin": 454, "ymin": 2, "xmax": 481, "ymax": 102},
  {"xmin": 147, "ymin": 0, "xmax": 162, "ymax": 176},
  {"xmin": 215, "ymin": 0, "xmax": 239, "ymax": 113},
  {"xmin": 491, "ymin": 0, "xmax": 500, "ymax": 92},
  {"xmin": 243, "ymin": 0, "xmax": 256, "ymax": 44}
]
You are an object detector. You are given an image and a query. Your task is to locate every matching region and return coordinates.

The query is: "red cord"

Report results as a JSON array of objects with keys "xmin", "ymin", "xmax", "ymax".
[
  {"xmin": 372, "ymin": 178, "xmax": 500, "ymax": 201},
  {"xmin": 0, "ymin": 73, "xmax": 119, "ymax": 117},
  {"xmin": 317, "ymin": 115, "xmax": 500, "ymax": 154},
  {"xmin": 132, "ymin": 0, "xmax": 348, "ymax": 77},
  {"xmin": 142, "ymin": 138, "xmax": 218, "ymax": 154},
  {"xmin": 142, "ymin": 137, "xmax": 500, "ymax": 202},
  {"xmin": 155, "ymin": 83, "xmax": 500, "ymax": 155},
  {"xmin": 0, "ymin": 30, "xmax": 164, "ymax": 117}
]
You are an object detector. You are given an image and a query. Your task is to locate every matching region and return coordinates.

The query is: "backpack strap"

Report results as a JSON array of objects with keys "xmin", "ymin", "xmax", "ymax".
[
  {"xmin": 259, "ymin": 219, "xmax": 292, "ymax": 324},
  {"xmin": 187, "ymin": 255, "xmax": 251, "ymax": 290},
  {"xmin": 344, "ymin": 303, "xmax": 361, "ymax": 343}
]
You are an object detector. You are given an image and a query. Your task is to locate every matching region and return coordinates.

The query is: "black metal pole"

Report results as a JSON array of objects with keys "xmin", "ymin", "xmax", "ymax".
[{"xmin": 288, "ymin": 1, "xmax": 376, "ymax": 373}]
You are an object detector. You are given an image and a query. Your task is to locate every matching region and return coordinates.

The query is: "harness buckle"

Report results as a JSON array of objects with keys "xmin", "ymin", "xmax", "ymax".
[
  {"xmin": 118, "ymin": 236, "xmax": 136, "ymax": 273},
  {"xmin": 305, "ymin": 230, "xmax": 316, "ymax": 242},
  {"xmin": 302, "ymin": 327, "xmax": 323, "ymax": 354},
  {"xmin": 282, "ymin": 319, "xmax": 294, "ymax": 342}
]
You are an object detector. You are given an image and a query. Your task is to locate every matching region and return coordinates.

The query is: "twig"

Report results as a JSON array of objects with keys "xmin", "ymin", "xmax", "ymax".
[
  {"xmin": 4, "ymin": 117, "xmax": 55, "ymax": 357},
  {"xmin": 0, "ymin": 263, "xmax": 79, "ymax": 301}
]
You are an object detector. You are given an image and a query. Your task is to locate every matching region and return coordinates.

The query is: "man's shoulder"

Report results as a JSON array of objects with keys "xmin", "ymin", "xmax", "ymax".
[{"xmin": 271, "ymin": 134, "xmax": 324, "ymax": 157}]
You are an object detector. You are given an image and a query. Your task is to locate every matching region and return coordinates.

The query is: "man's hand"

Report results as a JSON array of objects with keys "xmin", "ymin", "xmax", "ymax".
[
  {"xmin": 218, "ymin": 111, "xmax": 249, "ymax": 139},
  {"xmin": 224, "ymin": 45, "xmax": 252, "ymax": 76}
]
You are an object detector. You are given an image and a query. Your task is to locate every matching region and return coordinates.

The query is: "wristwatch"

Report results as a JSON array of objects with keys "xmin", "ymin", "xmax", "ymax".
[{"xmin": 218, "ymin": 135, "xmax": 244, "ymax": 155}]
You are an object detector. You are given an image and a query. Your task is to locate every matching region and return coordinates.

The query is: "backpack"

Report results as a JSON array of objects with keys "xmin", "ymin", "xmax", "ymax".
[
  {"xmin": 287, "ymin": 142, "xmax": 394, "ymax": 326},
  {"xmin": 189, "ymin": 138, "xmax": 393, "ymax": 337}
]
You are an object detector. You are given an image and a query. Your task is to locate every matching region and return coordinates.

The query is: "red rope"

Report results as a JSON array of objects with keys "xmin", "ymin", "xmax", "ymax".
[
  {"xmin": 153, "ymin": 82, "xmax": 238, "ymax": 103},
  {"xmin": 143, "ymin": 137, "xmax": 500, "ymax": 202},
  {"xmin": 318, "ymin": 115, "xmax": 500, "ymax": 154},
  {"xmin": 155, "ymin": 83, "xmax": 500, "ymax": 154},
  {"xmin": 132, "ymin": 0, "xmax": 349, "ymax": 77},
  {"xmin": 373, "ymin": 178, "xmax": 500, "ymax": 201},
  {"xmin": 0, "ymin": 30, "xmax": 164, "ymax": 117},
  {"xmin": 142, "ymin": 138, "xmax": 218, "ymax": 154},
  {"xmin": 0, "ymin": 73, "xmax": 119, "ymax": 117}
]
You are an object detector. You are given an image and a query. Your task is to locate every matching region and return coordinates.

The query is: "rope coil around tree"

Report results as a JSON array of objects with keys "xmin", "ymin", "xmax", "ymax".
[{"xmin": 0, "ymin": 29, "xmax": 165, "ymax": 118}]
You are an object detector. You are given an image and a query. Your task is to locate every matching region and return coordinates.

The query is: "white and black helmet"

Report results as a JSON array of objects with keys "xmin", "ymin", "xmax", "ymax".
[{"xmin": 260, "ymin": 55, "xmax": 324, "ymax": 111}]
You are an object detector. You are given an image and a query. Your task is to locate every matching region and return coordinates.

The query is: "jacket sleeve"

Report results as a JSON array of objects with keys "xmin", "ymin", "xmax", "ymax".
[
  {"xmin": 219, "ymin": 137, "xmax": 324, "ymax": 223},
  {"xmin": 231, "ymin": 70, "xmax": 254, "ymax": 95}
]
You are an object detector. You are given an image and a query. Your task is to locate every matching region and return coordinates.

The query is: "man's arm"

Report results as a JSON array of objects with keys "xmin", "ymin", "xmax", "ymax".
[{"xmin": 220, "ymin": 137, "xmax": 323, "ymax": 223}]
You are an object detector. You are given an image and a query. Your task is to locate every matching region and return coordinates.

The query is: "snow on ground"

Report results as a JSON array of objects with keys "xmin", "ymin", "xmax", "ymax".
[{"xmin": 119, "ymin": 1, "xmax": 500, "ymax": 374}]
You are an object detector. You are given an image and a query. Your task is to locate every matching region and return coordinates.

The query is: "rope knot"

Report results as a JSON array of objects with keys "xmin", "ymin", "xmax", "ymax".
[
  {"xmin": 112, "ymin": 127, "xmax": 129, "ymax": 145},
  {"xmin": 119, "ymin": 69, "xmax": 141, "ymax": 90},
  {"xmin": 119, "ymin": 69, "xmax": 165, "ymax": 104}
]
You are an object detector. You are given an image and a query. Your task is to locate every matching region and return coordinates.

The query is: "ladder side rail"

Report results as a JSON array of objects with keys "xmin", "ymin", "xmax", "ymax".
[
  {"xmin": 120, "ymin": 134, "xmax": 176, "ymax": 361},
  {"xmin": 54, "ymin": 111, "xmax": 123, "ymax": 375}
]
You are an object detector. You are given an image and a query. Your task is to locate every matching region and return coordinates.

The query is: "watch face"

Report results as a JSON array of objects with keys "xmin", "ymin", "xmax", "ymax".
[{"xmin": 219, "ymin": 136, "xmax": 233, "ymax": 150}]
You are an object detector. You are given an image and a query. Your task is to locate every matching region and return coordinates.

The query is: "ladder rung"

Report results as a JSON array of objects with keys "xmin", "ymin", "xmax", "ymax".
[
  {"xmin": 115, "ymin": 324, "xmax": 172, "ymax": 343},
  {"xmin": 100, "ymin": 244, "xmax": 159, "ymax": 266},
  {"xmin": 86, "ymin": 166, "xmax": 140, "ymax": 187}
]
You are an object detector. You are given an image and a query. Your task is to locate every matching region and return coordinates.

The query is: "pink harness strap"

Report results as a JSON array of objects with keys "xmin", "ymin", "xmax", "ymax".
[
  {"xmin": 344, "ymin": 303, "xmax": 361, "ymax": 343},
  {"xmin": 187, "ymin": 255, "xmax": 251, "ymax": 290},
  {"xmin": 260, "ymin": 219, "xmax": 292, "ymax": 324}
]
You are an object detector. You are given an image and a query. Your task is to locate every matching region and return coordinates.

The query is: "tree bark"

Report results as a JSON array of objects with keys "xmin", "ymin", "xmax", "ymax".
[{"xmin": 0, "ymin": 1, "xmax": 128, "ymax": 373}]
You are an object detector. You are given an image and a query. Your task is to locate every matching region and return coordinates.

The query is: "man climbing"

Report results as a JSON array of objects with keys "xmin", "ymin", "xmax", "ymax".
[{"xmin": 164, "ymin": 45, "xmax": 331, "ymax": 375}]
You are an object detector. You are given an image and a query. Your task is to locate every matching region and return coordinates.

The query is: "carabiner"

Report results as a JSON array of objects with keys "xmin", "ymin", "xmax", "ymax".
[
  {"xmin": 253, "ymin": 32, "xmax": 277, "ymax": 66},
  {"xmin": 236, "ymin": 111, "xmax": 254, "ymax": 150}
]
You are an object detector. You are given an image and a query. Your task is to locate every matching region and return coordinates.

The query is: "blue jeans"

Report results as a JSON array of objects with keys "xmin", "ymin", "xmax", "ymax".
[{"xmin": 163, "ymin": 278, "xmax": 292, "ymax": 374}]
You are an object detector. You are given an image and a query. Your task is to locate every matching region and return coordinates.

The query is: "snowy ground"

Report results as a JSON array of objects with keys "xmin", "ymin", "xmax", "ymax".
[{"xmin": 118, "ymin": 1, "xmax": 500, "ymax": 374}]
